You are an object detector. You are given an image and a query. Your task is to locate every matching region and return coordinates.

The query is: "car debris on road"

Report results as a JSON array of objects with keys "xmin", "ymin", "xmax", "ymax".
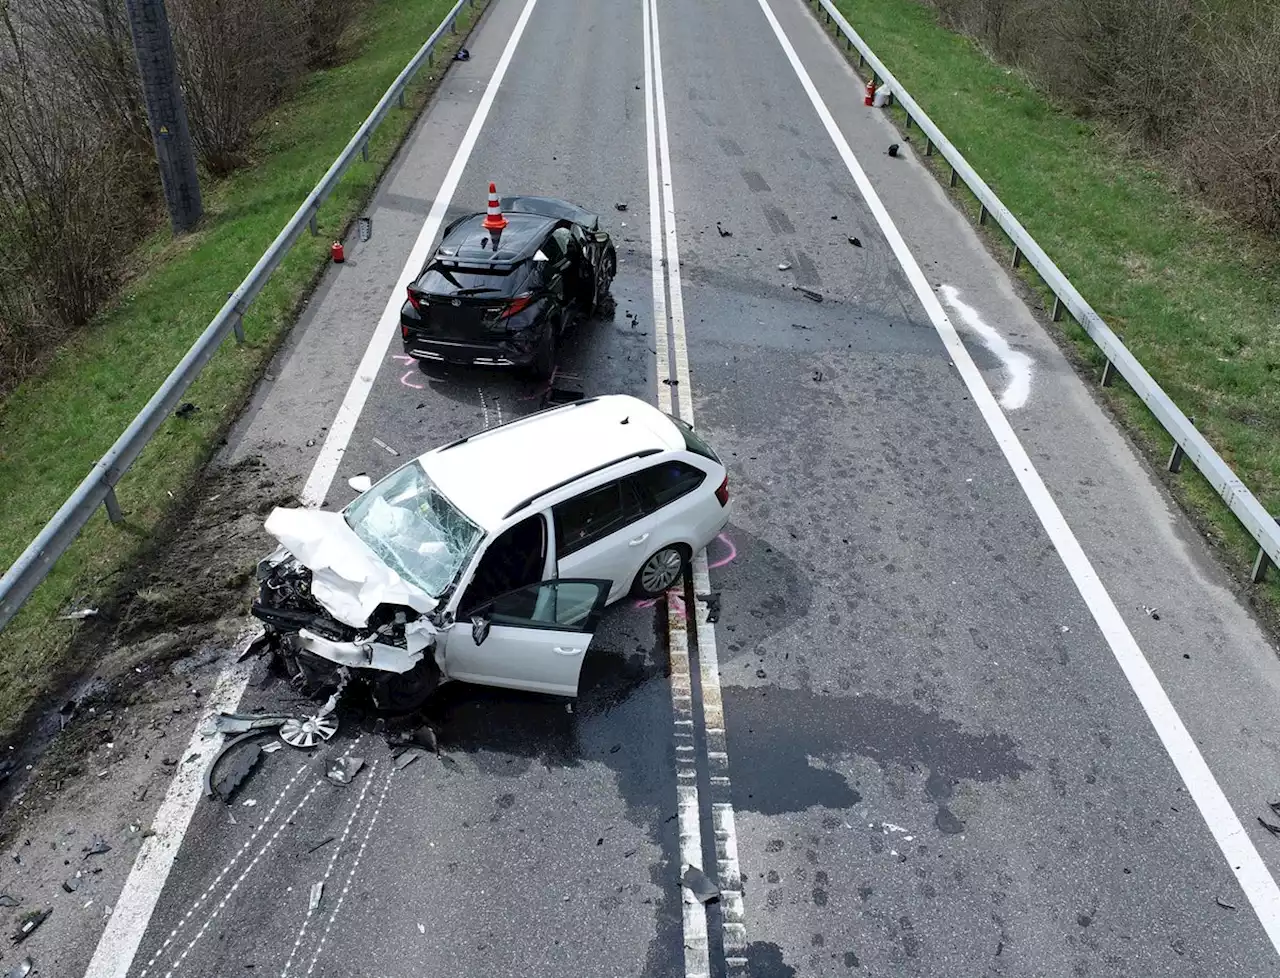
[
  {"xmin": 325, "ymin": 757, "xmax": 364, "ymax": 786},
  {"xmin": 10, "ymin": 908, "xmax": 50, "ymax": 944},
  {"xmin": 681, "ymin": 866, "xmax": 719, "ymax": 905}
]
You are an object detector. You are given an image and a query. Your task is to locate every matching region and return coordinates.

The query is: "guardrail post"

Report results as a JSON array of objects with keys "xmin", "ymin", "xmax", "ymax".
[
  {"xmin": 450, "ymin": 13, "xmax": 458, "ymax": 32},
  {"xmin": 361, "ymin": 142, "xmax": 370, "ymax": 162},
  {"xmin": 978, "ymin": 204, "xmax": 989, "ymax": 226},
  {"xmin": 1052, "ymin": 296, "xmax": 1064, "ymax": 322},
  {"xmin": 232, "ymin": 315, "xmax": 245, "ymax": 344},
  {"xmin": 948, "ymin": 166, "xmax": 958, "ymax": 187},
  {"xmin": 925, "ymin": 139, "xmax": 934, "ymax": 157},
  {"xmin": 1254, "ymin": 541, "xmax": 1275, "ymax": 584},
  {"xmin": 397, "ymin": 90, "xmax": 407, "ymax": 109},
  {"xmin": 1167, "ymin": 442, "xmax": 1186, "ymax": 473},
  {"xmin": 858, "ymin": 52, "xmax": 865, "ymax": 68},
  {"xmin": 104, "ymin": 488, "xmax": 124, "ymax": 524},
  {"xmin": 1100, "ymin": 360, "xmax": 1115, "ymax": 387},
  {"xmin": 309, "ymin": 215, "xmax": 318, "ymax": 236},
  {"xmin": 1011, "ymin": 246, "xmax": 1022, "ymax": 269},
  {"xmin": 904, "ymin": 115, "xmax": 913, "ymax": 132}
]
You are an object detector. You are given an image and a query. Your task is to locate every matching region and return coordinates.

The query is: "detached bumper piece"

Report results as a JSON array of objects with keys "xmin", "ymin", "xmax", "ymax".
[{"xmin": 290, "ymin": 628, "xmax": 425, "ymax": 674}]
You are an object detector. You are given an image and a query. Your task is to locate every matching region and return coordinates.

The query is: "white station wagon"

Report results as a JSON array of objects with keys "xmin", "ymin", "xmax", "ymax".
[{"xmin": 252, "ymin": 394, "xmax": 731, "ymax": 709}]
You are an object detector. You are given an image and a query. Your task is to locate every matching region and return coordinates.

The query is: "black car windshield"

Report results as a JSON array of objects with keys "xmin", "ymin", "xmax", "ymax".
[{"xmin": 344, "ymin": 463, "xmax": 485, "ymax": 598}]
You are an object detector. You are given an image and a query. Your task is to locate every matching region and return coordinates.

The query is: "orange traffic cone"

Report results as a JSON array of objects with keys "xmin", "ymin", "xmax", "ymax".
[{"xmin": 482, "ymin": 182, "xmax": 508, "ymax": 231}]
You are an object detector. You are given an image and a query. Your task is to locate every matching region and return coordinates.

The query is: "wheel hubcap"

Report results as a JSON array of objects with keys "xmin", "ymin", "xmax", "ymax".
[{"xmin": 642, "ymin": 549, "xmax": 684, "ymax": 592}]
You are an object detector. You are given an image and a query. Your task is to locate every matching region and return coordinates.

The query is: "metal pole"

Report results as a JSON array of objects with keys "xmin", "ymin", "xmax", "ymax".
[{"xmin": 123, "ymin": 0, "xmax": 203, "ymax": 233}]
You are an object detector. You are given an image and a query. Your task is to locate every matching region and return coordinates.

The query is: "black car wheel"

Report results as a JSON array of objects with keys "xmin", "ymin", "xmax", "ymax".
[
  {"xmin": 530, "ymin": 322, "xmax": 557, "ymax": 381},
  {"xmin": 368, "ymin": 656, "xmax": 442, "ymax": 714},
  {"xmin": 592, "ymin": 247, "xmax": 617, "ymax": 318}
]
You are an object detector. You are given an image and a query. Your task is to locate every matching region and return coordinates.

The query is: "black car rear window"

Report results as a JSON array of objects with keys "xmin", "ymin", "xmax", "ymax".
[
  {"xmin": 668, "ymin": 415, "xmax": 719, "ymax": 462},
  {"xmin": 418, "ymin": 265, "xmax": 520, "ymax": 297}
]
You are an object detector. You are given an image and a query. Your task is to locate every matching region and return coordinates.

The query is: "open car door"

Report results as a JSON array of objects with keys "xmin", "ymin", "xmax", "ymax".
[{"xmin": 442, "ymin": 579, "xmax": 611, "ymax": 697}]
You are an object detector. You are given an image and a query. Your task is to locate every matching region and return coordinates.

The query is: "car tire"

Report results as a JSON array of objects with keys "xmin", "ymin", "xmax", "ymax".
[
  {"xmin": 592, "ymin": 247, "xmax": 617, "ymax": 318},
  {"xmin": 368, "ymin": 655, "xmax": 441, "ymax": 715},
  {"xmin": 530, "ymin": 325, "xmax": 556, "ymax": 381},
  {"xmin": 631, "ymin": 544, "xmax": 689, "ymax": 598}
]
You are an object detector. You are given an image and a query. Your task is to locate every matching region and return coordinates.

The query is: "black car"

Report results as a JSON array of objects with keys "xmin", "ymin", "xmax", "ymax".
[{"xmin": 400, "ymin": 195, "xmax": 617, "ymax": 379}]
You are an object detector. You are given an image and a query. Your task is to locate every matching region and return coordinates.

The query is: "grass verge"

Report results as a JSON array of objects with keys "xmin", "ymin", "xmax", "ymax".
[
  {"xmin": 0, "ymin": 0, "xmax": 482, "ymax": 738},
  {"xmin": 818, "ymin": 0, "xmax": 1280, "ymax": 616}
]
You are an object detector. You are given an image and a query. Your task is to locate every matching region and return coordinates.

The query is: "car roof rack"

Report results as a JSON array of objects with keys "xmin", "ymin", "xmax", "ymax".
[{"xmin": 502, "ymin": 448, "xmax": 661, "ymax": 520}]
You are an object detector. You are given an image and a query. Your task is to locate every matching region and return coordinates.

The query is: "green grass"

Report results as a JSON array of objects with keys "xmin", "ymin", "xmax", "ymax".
[
  {"xmin": 820, "ymin": 0, "xmax": 1280, "ymax": 606},
  {"xmin": 0, "ymin": 0, "xmax": 480, "ymax": 736}
]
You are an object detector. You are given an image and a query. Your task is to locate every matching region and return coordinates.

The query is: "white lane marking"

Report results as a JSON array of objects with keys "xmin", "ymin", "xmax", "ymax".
[
  {"xmin": 757, "ymin": 0, "xmax": 1280, "ymax": 955},
  {"xmin": 279, "ymin": 758, "xmax": 380, "ymax": 978},
  {"xmin": 648, "ymin": 2, "xmax": 750, "ymax": 974},
  {"xmin": 479, "ymin": 388, "xmax": 491, "ymax": 429},
  {"xmin": 644, "ymin": 3, "xmax": 708, "ymax": 976},
  {"xmin": 163, "ymin": 777, "xmax": 325, "ymax": 977},
  {"xmin": 647, "ymin": 0, "xmax": 692, "ymax": 419},
  {"xmin": 83, "ymin": 5, "xmax": 542, "ymax": 973},
  {"xmin": 84, "ymin": 658, "xmax": 254, "ymax": 978},
  {"xmin": 939, "ymin": 285, "xmax": 1034, "ymax": 410},
  {"xmin": 139, "ymin": 762, "xmax": 310, "ymax": 976},
  {"xmin": 643, "ymin": 0, "xmax": 672, "ymax": 415},
  {"xmin": 300, "ymin": 0, "xmax": 542, "ymax": 507},
  {"xmin": 303, "ymin": 765, "xmax": 396, "ymax": 977}
]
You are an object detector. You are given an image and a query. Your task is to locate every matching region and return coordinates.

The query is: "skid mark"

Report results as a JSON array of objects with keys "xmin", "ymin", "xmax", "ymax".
[
  {"xmin": 303, "ymin": 765, "xmax": 397, "ymax": 976},
  {"xmin": 139, "ymin": 763, "xmax": 310, "ymax": 977},
  {"xmin": 939, "ymin": 285, "xmax": 1034, "ymax": 410},
  {"xmin": 280, "ymin": 760, "xmax": 381, "ymax": 978}
]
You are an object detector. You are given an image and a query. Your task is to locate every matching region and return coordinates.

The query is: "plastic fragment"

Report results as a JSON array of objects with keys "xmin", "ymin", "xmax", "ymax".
[
  {"xmin": 848, "ymin": 236, "xmax": 862, "ymax": 247},
  {"xmin": 394, "ymin": 747, "xmax": 428, "ymax": 771},
  {"xmin": 777, "ymin": 262, "xmax": 792, "ymax": 271},
  {"xmin": 1216, "ymin": 896, "xmax": 1237, "ymax": 910},
  {"xmin": 793, "ymin": 285, "xmax": 824, "ymax": 302},
  {"xmin": 262, "ymin": 742, "xmax": 284, "ymax": 754},
  {"xmin": 0, "ymin": 894, "xmax": 19, "ymax": 908},
  {"xmin": 372, "ymin": 437, "xmax": 399, "ymax": 457},
  {"xmin": 59, "ymin": 607, "xmax": 99, "ymax": 620},
  {"xmin": 325, "ymin": 756, "xmax": 365, "ymax": 785},
  {"xmin": 5, "ymin": 957, "xmax": 33, "ymax": 978},
  {"xmin": 715, "ymin": 222, "xmax": 731, "ymax": 237},
  {"xmin": 11, "ymin": 908, "xmax": 50, "ymax": 944},
  {"xmin": 681, "ymin": 866, "xmax": 720, "ymax": 904},
  {"xmin": 62, "ymin": 877, "xmax": 80, "ymax": 893},
  {"xmin": 309, "ymin": 882, "xmax": 324, "ymax": 911},
  {"xmin": 83, "ymin": 836, "xmax": 112, "ymax": 859}
]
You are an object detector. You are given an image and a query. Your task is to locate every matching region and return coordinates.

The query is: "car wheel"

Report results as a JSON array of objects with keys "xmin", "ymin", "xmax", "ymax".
[
  {"xmin": 530, "ymin": 324, "xmax": 556, "ymax": 381},
  {"xmin": 593, "ymin": 248, "xmax": 617, "ymax": 318},
  {"xmin": 631, "ymin": 545, "xmax": 688, "ymax": 598},
  {"xmin": 368, "ymin": 655, "xmax": 441, "ymax": 715}
]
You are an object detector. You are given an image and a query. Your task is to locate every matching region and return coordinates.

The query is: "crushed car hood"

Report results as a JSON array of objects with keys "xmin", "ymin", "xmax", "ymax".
[{"xmin": 263, "ymin": 507, "xmax": 438, "ymax": 628}]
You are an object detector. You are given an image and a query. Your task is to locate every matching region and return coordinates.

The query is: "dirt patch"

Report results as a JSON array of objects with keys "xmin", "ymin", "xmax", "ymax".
[{"xmin": 0, "ymin": 454, "xmax": 295, "ymax": 834}]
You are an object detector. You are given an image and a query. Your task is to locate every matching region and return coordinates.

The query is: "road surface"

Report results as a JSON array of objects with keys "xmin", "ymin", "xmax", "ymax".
[{"xmin": 63, "ymin": 0, "xmax": 1280, "ymax": 976}]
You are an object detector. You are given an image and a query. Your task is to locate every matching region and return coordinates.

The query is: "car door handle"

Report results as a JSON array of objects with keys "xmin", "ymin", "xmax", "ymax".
[
  {"xmin": 553, "ymin": 646, "xmax": 583, "ymax": 656},
  {"xmin": 628, "ymin": 533, "xmax": 650, "ymax": 546}
]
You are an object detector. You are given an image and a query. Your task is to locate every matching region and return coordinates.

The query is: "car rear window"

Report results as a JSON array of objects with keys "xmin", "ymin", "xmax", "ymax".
[
  {"xmin": 668, "ymin": 415, "xmax": 719, "ymax": 462},
  {"xmin": 417, "ymin": 265, "xmax": 519, "ymax": 297}
]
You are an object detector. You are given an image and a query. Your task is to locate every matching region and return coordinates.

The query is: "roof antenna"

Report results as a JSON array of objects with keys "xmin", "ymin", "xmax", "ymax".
[{"xmin": 621, "ymin": 416, "xmax": 630, "ymax": 424}]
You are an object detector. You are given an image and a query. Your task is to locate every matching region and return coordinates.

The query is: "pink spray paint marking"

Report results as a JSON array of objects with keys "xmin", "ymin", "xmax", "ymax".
[{"xmin": 391, "ymin": 355, "xmax": 425, "ymax": 390}]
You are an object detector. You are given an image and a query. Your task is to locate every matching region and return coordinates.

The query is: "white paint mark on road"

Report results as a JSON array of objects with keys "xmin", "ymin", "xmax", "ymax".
[
  {"xmin": 478, "ymin": 388, "xmax": 490, "ymax": 429},
  {"xmin": 280, "ymin": 758, "xmax": 380, "ymax": 978},
  {"xmin": 139, "ymin": 761, "xmax": 310, "ymax": 976},
  {"xmin": 304, "ymin": 765, "xmax": 396, "ymax": 976},
  {"xmin": 300, "ymin": 0, "xmax": 542, "ymax": 508},
  {"xmin": 85, "ymin": 657, "xmax": 253, "ymax": 978},
  {"xmin": 757, "ymin": 0, "xmax": 1280, "ymax": 957},
  {"xmin": 939, "ymin": 285, "xmax": 1034, "ymax": 410}
]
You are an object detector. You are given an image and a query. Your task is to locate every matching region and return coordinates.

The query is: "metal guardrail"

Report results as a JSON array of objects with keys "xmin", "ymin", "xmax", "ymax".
[
  {"xmin": 809, "ymin": 0, "xmax": 1280, "ymax": 586},
  {"xmin": 0, "ymin": 0, "xmax": 480, "ymax": 632}
]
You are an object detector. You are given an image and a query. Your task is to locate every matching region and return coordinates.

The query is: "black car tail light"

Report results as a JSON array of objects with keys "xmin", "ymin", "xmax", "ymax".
[
  {"xmin": 715, "ymin": 474, "xmax": 729, "ymax": 507},
  {"xmin": 406, "ymin": 286, "xmax": 424, "ymax": 312},
  {"xmin": 498, "ymin": 293, "xmax": 534, "ymax": 319}
]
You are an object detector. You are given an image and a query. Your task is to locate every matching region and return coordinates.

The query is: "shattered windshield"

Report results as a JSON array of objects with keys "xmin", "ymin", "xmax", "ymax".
[{"xmin": 343, "ymin": 463, "xmax": 484, "ymax": 598}]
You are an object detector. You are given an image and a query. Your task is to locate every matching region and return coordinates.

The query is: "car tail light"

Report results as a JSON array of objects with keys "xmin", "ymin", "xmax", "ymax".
[
  {"xmin": 498, "ymin": 293, "xmax": 534, "ymax": 319},
  {"xmin": 406, "ymin": 286, "xmax": 423, "ymax": 312},
  {"xmin": 401, "ymin": 324, "xmax": 409, "ymax": 340},
  {"xmin": 715, "ymin": 474, "xmax": 729, "ymax": 507}
]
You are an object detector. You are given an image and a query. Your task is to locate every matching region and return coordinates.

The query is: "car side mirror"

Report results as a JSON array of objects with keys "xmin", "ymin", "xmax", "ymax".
[
  {"xmin": 348, "ymin": 474, "xmax": 373, "ymax": 493},
  {"xmin": 471, "ymin": 615, "xmax": 491, "ymax": 646}
]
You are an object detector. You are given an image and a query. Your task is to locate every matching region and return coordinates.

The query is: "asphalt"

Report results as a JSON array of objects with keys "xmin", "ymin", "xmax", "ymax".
[{"xmin": 92, "ymin": 0, "xmax": 1280, "ymax": 976}]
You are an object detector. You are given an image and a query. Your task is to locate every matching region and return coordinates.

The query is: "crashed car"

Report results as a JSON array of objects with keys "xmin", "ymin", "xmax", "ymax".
[
  {"xmin": 399, "ymin": 193, "xmax": 617, "ymax": 380},
  {"xmin": 252, "ymin": 394, "xmax": 731, "ymax": 711}
]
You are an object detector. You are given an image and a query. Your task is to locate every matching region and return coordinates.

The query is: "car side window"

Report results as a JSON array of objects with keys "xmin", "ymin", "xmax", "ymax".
[
  {"xmin": 541, "ymin": 230, "xmax": 565, "ymax": 265},
  {"xmin": 628, "ymin": 461, "xmax": 707, "ymax": 514},
  {"xmin": 488, "ymin": 580, "xmax": 601, "ymax": 630},
  {"xmin": 553, "ymin": 480, "xmax": 641, "ymax": 557}
]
